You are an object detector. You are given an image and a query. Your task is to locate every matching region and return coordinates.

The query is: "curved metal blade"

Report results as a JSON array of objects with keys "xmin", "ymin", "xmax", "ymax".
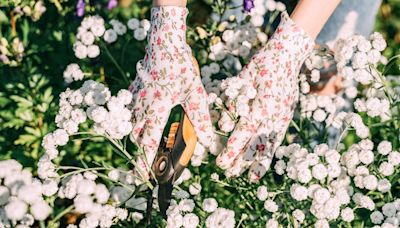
[{"xmin": 158, "ymin": 182, "xmax": 173, "ymax": 218}]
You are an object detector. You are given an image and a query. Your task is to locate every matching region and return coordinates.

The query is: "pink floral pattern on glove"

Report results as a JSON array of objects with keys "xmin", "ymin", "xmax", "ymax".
[
  {"xmin": 216, "ymin": 12, "xmax": 315, "ymax": 181},
  {"xmin": 128, "ymin": 6, "xmax": 214, "ymax": 180}
]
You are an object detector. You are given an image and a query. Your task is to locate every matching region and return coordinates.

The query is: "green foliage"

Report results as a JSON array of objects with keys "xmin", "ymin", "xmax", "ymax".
[
  {"xmin": 0, "ymin": 0, "xmax": 143, "ymax": 165},
  {"xmin": 0, "ymin": 70, "xmax": 55, "ymax": 166},
  {"xmin": 376, "ymin": 0, "xmax": 400, "ymax": 75}
]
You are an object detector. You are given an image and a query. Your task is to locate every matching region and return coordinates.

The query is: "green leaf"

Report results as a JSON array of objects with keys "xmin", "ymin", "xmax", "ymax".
[
  {"xmin": 21, "ymin": 19, "xmax": 30, "ymax": 47},
  {"xmin": 53, "ymin": 30, "xmax": 63, "ymax": 41},
  {"xmin": 15, "ymin": 134, "xmax": 38, "ymax": 145},
  {"xmin": 24, "ymin": 126, "xmax": 42, "ymax": 137},
  {"xmin": 2, "ymin": 116, "xmax": 25, "ymax": 129},
  {"xmin": 10, "ymin": 95, "xmax": 33, "ymax": 107},
  {"xmin": 0, "ymin": 10, "xmax": 9, "ymax": 23},
  {"xmin": 37, "ymin": 103, "xmax": 49, "ymax": 112},
  {"xmin": 42, "ymin": 87, "xmax": 54, "ymax": 103},
  {"xmin": 0, "ymin": 95, "xmax": 10, "ymax": 107},
  {"xmin": 16, "ymin": 109, "xmax": 34, "ymax": 122}
]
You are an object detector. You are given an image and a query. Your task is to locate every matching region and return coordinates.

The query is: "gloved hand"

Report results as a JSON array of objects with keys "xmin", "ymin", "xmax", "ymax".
[
  {"xmin": 129, "ymin": 6, "xmax": 214, "ymax": 180},
  {"xmin": 216, "ymin": 12, "xmax": 315, "ymax": 181}
]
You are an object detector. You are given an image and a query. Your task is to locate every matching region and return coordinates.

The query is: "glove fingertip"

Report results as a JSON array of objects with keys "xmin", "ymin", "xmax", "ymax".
[
  {"xmin": 248, "ymin": 159, "xmax": 272, "ymax": 182},
  {"xmin": 216, "ymin": 148, "xmax": 238, "ymax": 170}
]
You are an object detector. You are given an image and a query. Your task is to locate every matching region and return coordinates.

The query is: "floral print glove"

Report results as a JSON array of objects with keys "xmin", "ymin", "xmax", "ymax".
[
  {"xmin": 129, "ymin": 6, "xmax": 214, "ymax": 179},
  {"xmin": 216, "ymin": 12, "xmax": 315, "ymax": 181}
]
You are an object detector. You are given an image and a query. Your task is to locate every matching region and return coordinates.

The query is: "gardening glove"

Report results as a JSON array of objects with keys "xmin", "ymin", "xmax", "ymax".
[
  {"xmin": 128, "ymin": 6, "xmax": 214, "ymax": 180},
  {"xmin": 216, "ymin": 12, "xmax": 315, "ymax": 181}
]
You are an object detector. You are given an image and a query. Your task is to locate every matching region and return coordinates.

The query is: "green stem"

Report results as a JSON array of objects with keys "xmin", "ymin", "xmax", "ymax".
[
  {"xmin": 96, "ymin": 172, "xmax": 136, "ymax": 192},
  {"xmin": 70, "ymin": 131, "xmax": 154, "ymax": 189},
  {"xmin": 49, "ymin": 205, "xmax": 74, "ymax": 225},
  {"xmin": 290, "ymin": 120, "xmax": 301, "ymax": 133},
  {"xmin": 120, "ymin": 37, "xmax": 135, "ymax": 65},
  {"xmin": 50, "ymin": 0, "xmax": 63, "ymax": 12},
  {"xmin": 83, "ymin": 72, "xmax": 101, "ymax": 77},
  {"xmin": 265, "ymin": 11, "xmax": 279, "ymax": 35},
  {"xmin": 335, "ymin": 126, "xmax": 348, "ymax": 150},
  {"xmin": 100, "ymin": 41, "xmax": 130, "ymax": 85},
  {"xmin": 211, "ymin": 179, "xmax": 250, "ymax": 191},
  {"xmin": 105, "ymin": 135, "xmax": 154, "ymax": 189},
  {"xmin": 236, "ymin": 215, "xmax": 246, "ymax": 228},
  {"xmin": 57, "ymin": 167, "xmax": 109, "ymax": 179},
  {"xmin": 371, "ymin": 65, "xmax": 393, "ymax": 104}
]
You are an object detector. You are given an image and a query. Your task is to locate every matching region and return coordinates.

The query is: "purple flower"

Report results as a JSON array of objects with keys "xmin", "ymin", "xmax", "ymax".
[
  {"xmin": 76, "ymin": 0, "xmax": 85, "ymax": 17},
  {"xmin": 243, "ymin": 0, "xmax": 254, "ymax": 12},
  {"xmin": 107, "ymin": 0, "xmax": 118, "ymax": 10}
]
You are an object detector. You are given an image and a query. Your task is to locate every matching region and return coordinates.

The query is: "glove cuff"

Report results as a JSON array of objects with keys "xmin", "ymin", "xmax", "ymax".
[{"xmin": 271, "ymin": 11, "xmax": 315, "ymax": 61}]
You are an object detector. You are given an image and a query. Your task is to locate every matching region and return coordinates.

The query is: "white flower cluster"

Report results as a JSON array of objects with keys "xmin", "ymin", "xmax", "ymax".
[
  {"xmin": 342, "ymin": 140, "xmax": 399, "ymax": 192},
  {"xmin": 0, "ymin": 160, "xmax": 52, "ymax": 227},
  {"xmin": 174, "ymin": 168, "xmax": 192, "ymax": 186},
  {"xmin": 74, "ymin": 15, "xmax": 105, "ymax": 59},
  {"xmin": 104, "ymin": 18, "xmax": 150, "ymax": 43},
  {"xmin": 109, "ymin": 169, "xmax": 192, "ymax": 223},
  {"xmin": 188, "ymin": 182, "xmax": 202, "ymax": 196},
  {"xmin": 63, "ymin": 63, "xmax": 84, "ymax": 83},
  {"xmin": 354, "ymin": 96, "xmax": 391, "ymax": 121},
  {"xmin": 327, "ymin": 112, "xmax": 370, "ymax": 139},
  {"xmin": 299, "ymin": 93, "xmax": 346, "ymax": 124},
  {"xmin": 301, "ymin": 49, "xmax": 360, "ymax": 99},
  {"xmin": 57, "ymin": 172, "xmax": 128, "ymax": 228},
  {"xmin": 275, "ymin": 144, "xmax": 342, "ymax": 183},
  {"xmin": 103, "ymin": 19, "xmax": 127, "ymax": 43},
  {"xmin": 335, "ymin": 33, "xmax": 386, "ymax": 86},
  {"xmin": 208, "ymin": 77, "xmax": 257, "ymax": 133},
  {"xmin": 351, "ymin": 193, "xmax": 376, "ymax": 211},
  {"xmin": 298, "ymin": 81, "xmax": 371, "ymax": 140},
  {"xmin": 298, "ymin": 34, "xmax": 392, "ymax": 137},
  {"xmin": 218, "ymin": 77, "xmax": 257, "ymax": 123},
  {"xmin": 74, "ymin": 15, "xmax": 149, "ymax": 59},
  {"xmin": 207, "ymin": 1, "xmax": 274, "ymax": 67},
  {"xmin": 300, "ymin": 52, "xmax": 324, "ymax": 94},
  {"xmin": 200, "ymin": 6, "xmax": 284, "ymax": 130},
  {"xmin": 209, "ymin": 23, "xmax": 258, "ymax": 62},
  {"xmin": 190, "ymin": 133, "xmax": 225, "ymax": 166},
  {"xmin": 205, "ymin": 208, "xmax": 235, "ymax": 228},
  {"xmin": 127, "ymin": 18, "xmax": 151, "ymax": 41},
  {"xmin": 265, "ymin": 218, "xmax": 280, "ymax": 228},
  {"xmin": 56, "ymin": 80, "xmax": 132, "ymax": 137},
  {"xmin": 190, "ymin": 142, "xmax": 209, "ymax": 167},
  {"xmin": 221, "ymin": 0, "xmax": 284, "ymax": 28},
  {"xmin": 249, "ymin": 0, "xmax": 286, "ymax": 27},
  {"xmin": 166, "ymin": 193, "xmax": 235, "ymax": 228},
  {"xmin": 273, "ymin": 144, "xmax": 358, "ymax": 224},
  {"xmin": 166, "ymin": 198, "xmax": 199, "ymax": 228},
  {"xmin": 107, "ymin": 168, "xmax": 138, "ymax": 187},
  {"xmin": 299, "ymin": 48, "xmax": 363, "ymax": 136},
  {"xmin": 369, "ymin": 199, "xmax": 400, "ymax": 227},
  {"xmin": 39, "ymin": 80, "xmax": 133, "ymax": 179},
  {"xmin": 264, "ymin": 199, "xmax": 278, "ymax": 213}
]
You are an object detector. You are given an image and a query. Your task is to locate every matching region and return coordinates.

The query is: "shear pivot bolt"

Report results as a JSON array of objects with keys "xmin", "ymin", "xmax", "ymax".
[{"xmin": 159, "ymin": 160, "xmax": 167, "ymax": 172}]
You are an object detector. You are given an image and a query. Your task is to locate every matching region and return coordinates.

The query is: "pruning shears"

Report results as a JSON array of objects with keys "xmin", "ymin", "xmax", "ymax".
[
  {"xmin": 146, "ymin": 105, "xmax": 198, "ymax": 222},
  {"xmin": 145, "ymin": 57, "xmax": 200, "ymax": 223}
]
